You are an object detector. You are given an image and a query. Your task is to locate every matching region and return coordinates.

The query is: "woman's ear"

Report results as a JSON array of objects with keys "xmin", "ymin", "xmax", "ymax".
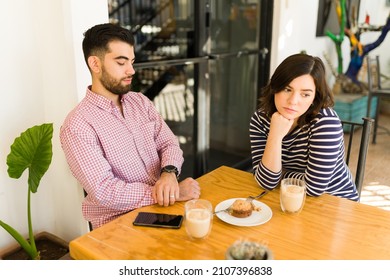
[{"xmin": 87, "ymin": 56, "xmax": 101, "ymax": 74}]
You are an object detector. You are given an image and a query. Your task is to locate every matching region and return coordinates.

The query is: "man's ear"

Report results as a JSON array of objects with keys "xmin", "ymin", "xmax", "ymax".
[{"xmin": 87, "ymin": 56, "xmax": 101, "ymax": 73}]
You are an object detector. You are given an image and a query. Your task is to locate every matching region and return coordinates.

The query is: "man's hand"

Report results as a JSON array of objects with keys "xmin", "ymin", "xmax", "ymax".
[
  {"xmin": 153, "ymin": 172, "xmax": 179, "ymax": 206},
  {"xmin": 176, "ymin": 177, "xmax": 201, "ymax": 201},
  {"xmin": 153, "ymin": 175, "xmax": 201, "ymax": 206}
]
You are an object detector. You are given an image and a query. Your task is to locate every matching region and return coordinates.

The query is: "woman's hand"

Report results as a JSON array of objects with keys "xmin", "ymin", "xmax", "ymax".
[
  {"xmin": 261, "ymin": 112, "xmax": 294, "ymax": 173},
  {"xmin": 269, "ymin": 112, "xmax": 294, "ymax": 140}
]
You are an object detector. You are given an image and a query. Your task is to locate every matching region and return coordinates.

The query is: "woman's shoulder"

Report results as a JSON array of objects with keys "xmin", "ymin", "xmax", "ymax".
[
  {"xmin": 314, "ymin": 107, "xmax": 341, "ymax": 123},
  {"xmin": 252, "ymin": 109, "xmax": 269, "ymax": 119},
  {"xmin": 318, "ymin": 107, "xmax": 338, "ymax": 116},
  {"xmin": 308, "ymin": 107, "xmax": 342, "ymax": 132},
  {"xmin": 251, "ymin": 110, "xmax": 270, "ymax": 125}
]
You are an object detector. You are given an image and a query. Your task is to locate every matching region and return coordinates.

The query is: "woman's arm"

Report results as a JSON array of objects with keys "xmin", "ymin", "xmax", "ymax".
[{"xmin": 250, "ymin": 111, "xmax": 283, "ymax": 190}]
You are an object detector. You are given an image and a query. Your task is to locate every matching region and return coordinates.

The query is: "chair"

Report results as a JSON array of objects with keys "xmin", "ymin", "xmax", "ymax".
[
  {"xmin": 366, "ymin": 55, "xmax": 390, "ymax": 144},
  {"xmin": 341, "ymin": 117, "xmax": 374, "ymax": 196},
  {"xmin": 83, "ymin": 189, "xmax": 93, "ymax": 231}
]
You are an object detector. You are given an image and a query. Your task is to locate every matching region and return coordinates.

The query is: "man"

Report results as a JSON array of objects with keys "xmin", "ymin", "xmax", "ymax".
[{"xmin": 60, "ymin": 23, "xmax": 200, "ymax": 230}]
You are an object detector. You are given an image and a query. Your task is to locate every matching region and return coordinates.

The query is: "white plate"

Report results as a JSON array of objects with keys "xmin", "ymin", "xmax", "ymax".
[{"xmin": 215, "ymin": 198, "xmax": 272, "ymax": 227}]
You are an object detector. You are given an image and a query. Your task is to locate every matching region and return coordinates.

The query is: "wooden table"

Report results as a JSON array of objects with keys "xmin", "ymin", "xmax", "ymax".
[{"xmin": 69, "ymin": 166, "xmax": 390, "ymax": 260}]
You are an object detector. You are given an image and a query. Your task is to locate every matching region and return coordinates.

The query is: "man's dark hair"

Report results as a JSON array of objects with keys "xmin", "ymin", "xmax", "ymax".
[{"xmin": 82, "ymin": 23, "xmax": 135, "ymax": 67}]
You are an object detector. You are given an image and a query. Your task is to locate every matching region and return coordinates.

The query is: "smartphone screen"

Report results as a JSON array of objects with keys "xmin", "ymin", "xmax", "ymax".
[{"xmin": 133, "ymin": 212, "xmax": 183, "ymax": 229}]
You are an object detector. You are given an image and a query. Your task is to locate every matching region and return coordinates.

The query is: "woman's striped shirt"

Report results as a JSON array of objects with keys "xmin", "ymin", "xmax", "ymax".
[{"xmin": 249, "ymin": 107, "xmax": 359, "ymax": 201}]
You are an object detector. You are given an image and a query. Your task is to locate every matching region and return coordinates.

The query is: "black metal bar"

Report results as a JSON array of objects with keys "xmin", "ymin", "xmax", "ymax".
[
  {"xmin": 354, "ymin": 117, "xmax": 374, "ymax": 195},
  {"xmin": 373, "ymin": 96, "xmax": 380, "ymax": 144},
  {"xmin": 208, "ymin": 49, "xmax": 262, "ymax": 59},
  {"xmin": 83, "ymin": 189, "xmax": 93, "ymax": 231},
  {"xmin": 258, "ymin": 0, "xmax": 273, "ymax": 94},
  {"xmin": 193, "ymin": 0, "xmax": 209, "ymax": 178},
  {"xmin": 109, "ymin": 0, "xmax": 130, "ymax": 16},
  {"xmin": 134, "ymin": 56, "xmax": 209, "ymax": 69},
  {"xmin": 130, "ymin": 1, "xmax": 171, "ymax": 34},
  {"xmin": 344, "ymin": 123, "xmax": 355, "ymax": 165}
]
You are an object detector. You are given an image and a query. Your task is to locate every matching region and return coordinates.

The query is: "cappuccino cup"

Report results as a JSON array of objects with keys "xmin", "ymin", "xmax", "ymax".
[{"xmin": 280, "ymin": 178, "xmax": 306, "ymax": 214}]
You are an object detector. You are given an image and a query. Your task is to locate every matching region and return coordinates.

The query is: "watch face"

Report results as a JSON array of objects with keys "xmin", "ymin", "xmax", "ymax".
[
  {"xmin": 164, "ymin": 165, "xmax": 177, "ymax": 172},
  {"xmin": 161, "ymin": 165, "xmax": 178, "ymax": 176}
]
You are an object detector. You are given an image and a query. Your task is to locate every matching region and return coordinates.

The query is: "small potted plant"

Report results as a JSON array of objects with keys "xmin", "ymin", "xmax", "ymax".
[
  {"xmin": 0, "ymin": 123, "xmax": 68, "ymax": 260},
  {"xmin": 225, "ymin": 239, "xmax": 273, "ymax": 260}
]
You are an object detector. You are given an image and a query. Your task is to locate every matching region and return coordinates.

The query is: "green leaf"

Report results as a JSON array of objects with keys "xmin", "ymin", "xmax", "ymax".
[
  {"xmin": 0, "ymin": 219, "xmax": 39, "ymax": 259},
  {"xmin": 6, "ymin": 123, "xmax": 53, "ymax": 193}
]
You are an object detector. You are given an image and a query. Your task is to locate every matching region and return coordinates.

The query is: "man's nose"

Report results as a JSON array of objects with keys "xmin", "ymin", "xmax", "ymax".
[{"xmin": 126, "ymin": 64, "xmax": 135, "ymax": 76}]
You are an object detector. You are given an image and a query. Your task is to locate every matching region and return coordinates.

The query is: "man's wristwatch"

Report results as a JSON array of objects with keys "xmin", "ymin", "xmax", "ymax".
[{"xmin": 160, "ymin": 165, "xmax": 179, "ymax": 179}]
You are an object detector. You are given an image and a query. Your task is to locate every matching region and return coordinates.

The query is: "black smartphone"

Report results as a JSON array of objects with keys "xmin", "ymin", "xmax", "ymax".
[{"xmin": 133, "ymin": 212, "xmax": 183, "ymax": 229}]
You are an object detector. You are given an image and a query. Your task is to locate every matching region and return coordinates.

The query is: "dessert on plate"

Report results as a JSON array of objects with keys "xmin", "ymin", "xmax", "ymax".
[{"xmin": 230, "ymin": 199, "xmax": 253, "ymax": 218}]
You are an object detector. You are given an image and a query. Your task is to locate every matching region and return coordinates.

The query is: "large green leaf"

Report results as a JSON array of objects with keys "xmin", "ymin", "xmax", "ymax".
[{"xmin": 6, "ymin": 123, "xmax": 53, "ymax": 193}]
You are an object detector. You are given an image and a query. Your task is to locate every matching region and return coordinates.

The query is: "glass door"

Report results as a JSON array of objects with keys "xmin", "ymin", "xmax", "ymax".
[
  {"xmin": 207, "ymin": 0, "xmax": 271, "ymax": 172},
  {"xmin": 108, "ymin": 0, "xmax": 272, "ymax": 178}
]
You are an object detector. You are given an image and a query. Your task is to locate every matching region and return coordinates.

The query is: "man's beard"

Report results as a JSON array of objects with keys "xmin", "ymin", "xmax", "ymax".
[{"xmin": 100, "ymin": 68, "xmax": 131, "ymax": 95}]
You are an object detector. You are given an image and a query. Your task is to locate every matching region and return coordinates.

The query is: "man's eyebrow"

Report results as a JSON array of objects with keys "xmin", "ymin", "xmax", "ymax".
[{"xmin": 114, "ymin": 56, "xmax": 129, "ymax": 60}]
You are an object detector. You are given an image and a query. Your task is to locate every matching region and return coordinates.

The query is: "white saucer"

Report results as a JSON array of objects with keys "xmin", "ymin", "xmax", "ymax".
[{"xmin": 215, "ymin": 198, "xmax": 272, "ymax": 227}]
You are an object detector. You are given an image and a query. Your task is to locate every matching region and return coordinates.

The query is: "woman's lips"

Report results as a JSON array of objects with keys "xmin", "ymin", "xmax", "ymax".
[{"xmin": 284, "ymin": 107, "xmax": 297, "ymax": 114}]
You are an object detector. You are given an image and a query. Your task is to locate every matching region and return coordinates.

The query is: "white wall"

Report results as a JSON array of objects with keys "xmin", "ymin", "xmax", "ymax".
[
  {"xmin": 271, "ymin": 0, "xmax": 390, "ymax": 88},
  {"xmin": 0, "ymin": 0, "xmax": 108, "ymax": 249}
]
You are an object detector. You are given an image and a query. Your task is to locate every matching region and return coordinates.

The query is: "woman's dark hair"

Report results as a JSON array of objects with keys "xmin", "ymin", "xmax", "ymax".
[
  {"xmin": 259, "ymin": 53, "xmax": 334, "ymax": 127},
  {"xmin": 82, "ymin": 23, "xmax": 135, "ymax": 68}
]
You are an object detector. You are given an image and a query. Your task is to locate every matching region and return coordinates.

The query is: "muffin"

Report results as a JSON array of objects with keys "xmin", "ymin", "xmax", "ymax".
[{"xmin": 230, "ymin": 199, "xmax": 253, "ymax": 218}]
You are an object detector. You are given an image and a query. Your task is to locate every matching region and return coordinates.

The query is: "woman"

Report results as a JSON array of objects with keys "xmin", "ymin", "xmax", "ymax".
[{"xmin": 250, "ymin": 53, "xmax": 359, "ymax": 201}]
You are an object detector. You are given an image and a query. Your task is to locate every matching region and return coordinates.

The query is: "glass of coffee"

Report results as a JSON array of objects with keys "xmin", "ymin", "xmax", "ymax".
[
  {"xmin": 184, "ymin": 199, "xmax": 213, "ymax": 240},
  {"xmin": 280, "ymin": 178, "xmax": 306, "ymax": 214}
]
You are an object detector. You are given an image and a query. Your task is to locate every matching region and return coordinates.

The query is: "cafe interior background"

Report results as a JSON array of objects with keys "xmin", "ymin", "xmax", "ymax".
[{"xmin": 0, "ymin": 0, "xmax": 389, "ymax": 249}]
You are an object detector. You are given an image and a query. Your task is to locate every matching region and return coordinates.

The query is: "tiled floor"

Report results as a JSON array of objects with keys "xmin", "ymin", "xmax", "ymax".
[{"xmin": 347, "ymin": 113, "xmax": 390, "ymax": 210}]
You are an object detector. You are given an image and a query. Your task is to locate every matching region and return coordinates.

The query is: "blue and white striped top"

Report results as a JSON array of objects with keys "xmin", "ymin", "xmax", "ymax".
[{"xmin": 249, "ymin": 107, "xmax": 359, "ymax": 201}]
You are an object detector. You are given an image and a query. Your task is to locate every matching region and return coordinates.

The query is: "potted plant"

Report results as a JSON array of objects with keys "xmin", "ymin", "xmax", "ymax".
[
  {"xmin": 0, "ymin": 123, "xmax": 68, "ymax": 260},
  {"xmin": 225, "ymin": 240, "xmax": 273, "ymax": 260}
]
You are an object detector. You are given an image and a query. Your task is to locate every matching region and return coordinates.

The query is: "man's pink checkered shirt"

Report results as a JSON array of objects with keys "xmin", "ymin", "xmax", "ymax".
[{"xmin": 60, "ymin": 87, "xmax": 184, "ymax": 229}]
